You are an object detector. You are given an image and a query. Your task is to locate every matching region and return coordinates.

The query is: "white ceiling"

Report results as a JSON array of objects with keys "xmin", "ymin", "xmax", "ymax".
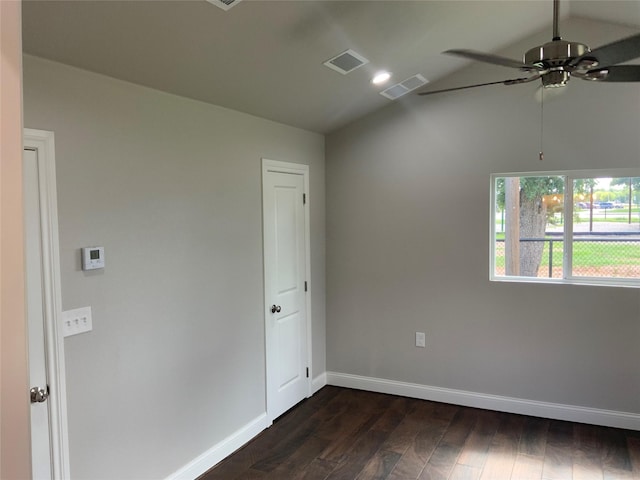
[{"xmin": 21, "ymin": 0, "xmax": 640, "ymax": 134}]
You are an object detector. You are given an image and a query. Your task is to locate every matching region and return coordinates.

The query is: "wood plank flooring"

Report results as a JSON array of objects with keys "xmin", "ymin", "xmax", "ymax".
[{"xmin": 199, "ymin": 387, "xmax": 640, "ymax": 480}]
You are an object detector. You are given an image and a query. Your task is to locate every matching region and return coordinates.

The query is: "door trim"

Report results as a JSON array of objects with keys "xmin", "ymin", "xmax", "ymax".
[
  {"xmin": 24, "ymin": 128, "xmax": 70, "ymax": 479},
  {"xmin": 261, "ymin": 158, "xmax": 312, "ymax": 421}
]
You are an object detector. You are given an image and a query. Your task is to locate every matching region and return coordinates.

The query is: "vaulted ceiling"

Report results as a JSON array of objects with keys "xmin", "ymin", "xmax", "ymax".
[{"xmin": 21, "ymin": 1, "xmax": 640, "ymax": 133}]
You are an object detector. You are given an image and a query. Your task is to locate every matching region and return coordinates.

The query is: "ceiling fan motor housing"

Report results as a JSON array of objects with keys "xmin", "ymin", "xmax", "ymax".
[{"xmin": 524, "ymin": 40, "xmax": 591, "ymax": 69}]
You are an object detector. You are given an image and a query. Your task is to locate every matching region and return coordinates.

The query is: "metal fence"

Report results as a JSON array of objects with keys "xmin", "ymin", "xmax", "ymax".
[{"xmin": 495, "ymin": 234, "xmax": 640, "ymax": 278}]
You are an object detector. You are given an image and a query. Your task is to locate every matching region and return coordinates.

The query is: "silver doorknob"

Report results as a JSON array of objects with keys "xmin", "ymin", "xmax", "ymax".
[
  {"xmin": 271, "ymin": 305, "xmax": 281, "ymax": 314},
  {"xmin": 30, "ymin": 386, "xmax": 49, "ymax": 403}
]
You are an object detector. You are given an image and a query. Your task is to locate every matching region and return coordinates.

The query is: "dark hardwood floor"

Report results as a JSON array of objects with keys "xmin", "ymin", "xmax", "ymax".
[{"xmin": 199, "ymin": 386, "xmax": 640, "ymax": 480}]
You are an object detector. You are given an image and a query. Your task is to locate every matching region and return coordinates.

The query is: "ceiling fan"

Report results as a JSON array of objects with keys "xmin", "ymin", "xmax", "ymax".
[{"xmin": 418, "ymin": 0, "xmax": 640, "ymax": 97}]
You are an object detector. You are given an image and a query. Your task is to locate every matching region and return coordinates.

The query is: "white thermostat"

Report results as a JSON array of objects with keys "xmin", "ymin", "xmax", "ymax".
[{"xmin": 82, "ymin": 246, "xmax": 105, "ymax": 270}]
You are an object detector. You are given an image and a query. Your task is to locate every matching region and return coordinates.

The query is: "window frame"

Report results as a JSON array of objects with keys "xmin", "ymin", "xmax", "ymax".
[{"xmin": 490, "ymin": 168, "xmax": 640, "ymax": 288}]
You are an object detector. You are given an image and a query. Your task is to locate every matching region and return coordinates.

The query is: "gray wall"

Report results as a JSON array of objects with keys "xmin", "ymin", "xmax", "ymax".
[
  {"xmin": 326, "ymin": 18, "xmax": 640, "ymax": 414},
  {"xmin": 23, "ymin": 55, "xmax": 325, "ymax": 479}
]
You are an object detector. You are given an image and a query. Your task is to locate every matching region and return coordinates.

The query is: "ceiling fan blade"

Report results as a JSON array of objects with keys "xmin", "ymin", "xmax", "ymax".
[
  {"xmin": 416, "ymin": 76, "xmax": 540, "ymax": 96},
  {"xmin": 571, "ymin": 33, "xmax": 640, "ymax": 68},
  {"xmin": 587, "ymin": 65, "xmax": 640, "ymax": 82},
  {"xmin": 444, "ymin": 49, "xmax": 539, "ymax": 71}
]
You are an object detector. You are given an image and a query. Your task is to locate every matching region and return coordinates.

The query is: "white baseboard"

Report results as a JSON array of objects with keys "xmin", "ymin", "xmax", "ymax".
[
  {"xmin": 326, "ymin": 371, "xmax": 640, "ymax": 431},
  {"xmin": 312, "ymin": 372, "xmax": 327, "ymax": 394},
  {"xmin": 166, "ymin": 413, "xmax": 271, "ymax": 480},
  {"xmin": 167, "ymin": 378, "xmax": 329, "ymax": 480}
]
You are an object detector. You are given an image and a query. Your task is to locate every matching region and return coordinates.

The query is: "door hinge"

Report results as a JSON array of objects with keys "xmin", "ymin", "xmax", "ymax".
[
  {"xmin": 304, "ymin": 281, "xmax": 308, "ymax": 292},
  {"xmin": 303, "ymin": 193, "xmax": 306, "ymax": 205},
  {"xmin": 306, "ymin": 367, "xmax": 309, "ymax": 378}
]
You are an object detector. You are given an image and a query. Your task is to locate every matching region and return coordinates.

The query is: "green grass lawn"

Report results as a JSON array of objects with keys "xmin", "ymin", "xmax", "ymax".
[
  {"xmin": 572, "ymin": 242, "xmax": 640, "ymax": 267},
  {"xmin": 495, "ymin": 239, "xmax": 640, "ymax": 268}
]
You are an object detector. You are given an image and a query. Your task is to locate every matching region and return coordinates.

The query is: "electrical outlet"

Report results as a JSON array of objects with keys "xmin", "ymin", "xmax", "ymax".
[
  {"xmin": 61, "ymin": 306, "xmax": 92, "ymax": 337},
  {"xmin": 415, "ymin": 331, "xmax": 426, "ymax": 348}
]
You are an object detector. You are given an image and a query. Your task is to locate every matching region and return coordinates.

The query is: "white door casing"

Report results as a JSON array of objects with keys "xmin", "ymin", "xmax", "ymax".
[
  {"xmin": 24, "ymin": 129, "xmax": 70, "ymax": 479},
  {"xmin": 262, "ymin": 159, "xmax": 311, "ymax": 421}
]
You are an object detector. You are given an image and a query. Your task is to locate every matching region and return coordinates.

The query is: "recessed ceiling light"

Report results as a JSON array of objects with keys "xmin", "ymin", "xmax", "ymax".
[{"xmin": 372, "ymin": 71, "xmax": 392, "ymax": 85}]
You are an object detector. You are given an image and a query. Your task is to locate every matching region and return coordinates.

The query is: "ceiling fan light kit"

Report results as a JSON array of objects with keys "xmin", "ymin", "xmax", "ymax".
[{"xmin": 417, "ymin": 0, "xmax": 640, "ymax": 97}]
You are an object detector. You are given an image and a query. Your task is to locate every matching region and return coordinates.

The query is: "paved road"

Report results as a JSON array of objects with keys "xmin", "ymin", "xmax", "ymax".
[{"xmin": 548, "ymin": 222, "xmax": 640, "ymax": 233}]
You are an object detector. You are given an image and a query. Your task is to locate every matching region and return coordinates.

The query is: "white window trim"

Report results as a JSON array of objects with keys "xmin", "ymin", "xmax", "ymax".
[{"xmin": 490, "ymin": 168, "xmax": 640, "ymax": 289}]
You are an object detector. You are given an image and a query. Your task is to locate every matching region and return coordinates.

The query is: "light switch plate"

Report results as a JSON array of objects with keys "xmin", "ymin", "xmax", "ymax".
[
  {"xmin": 61, "ymin": 306, "xmax": 92, "ymax": 337},
  {"xmin": 415, "ymin": 331, "xmax": 426, "ymax": 348}
]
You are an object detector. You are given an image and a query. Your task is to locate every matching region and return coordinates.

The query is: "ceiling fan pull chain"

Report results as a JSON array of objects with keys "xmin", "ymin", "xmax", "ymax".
[{"xmin": 539, "ymin": 88, "xmax": 544, "ymax": 161}]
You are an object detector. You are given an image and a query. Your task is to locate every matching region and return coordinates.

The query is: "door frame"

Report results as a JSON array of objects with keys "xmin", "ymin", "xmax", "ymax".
[
  {"xmin": 261, "ymin": 158, "xmax": 312, "ymax": 422},
  {"xmin": 24, "ymin": 128, "xmax": 70, "ymax": 479}
]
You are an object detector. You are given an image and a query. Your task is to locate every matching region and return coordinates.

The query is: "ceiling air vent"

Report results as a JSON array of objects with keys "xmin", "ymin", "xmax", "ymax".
[
  {"xmin": 323, "ymin": 49, "xmax": 369, "ymax": 75},
  {"xmin": 206, "ymin": 0, "xmax": 243, "ymax": 11},
  {"xmin": 380, "ymin": 74, "xmax": 428, "ymax": 100}
]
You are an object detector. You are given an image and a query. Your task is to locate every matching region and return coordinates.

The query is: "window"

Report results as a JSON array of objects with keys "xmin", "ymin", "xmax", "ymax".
[{"xmin": 491, "ymin": 170, "xmax": 640, "ymax": 287}]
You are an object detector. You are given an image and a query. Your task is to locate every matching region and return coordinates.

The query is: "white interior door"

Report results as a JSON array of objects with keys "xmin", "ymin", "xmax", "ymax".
[
  {"xmin": 24, "ymin": 147, "xmax": 54, "ymax": 479},
  {"xmin": 24, "ymin": 129, "xmax": 69, "ymax": 480},
  {"xmin": 263, "ymin": 160, "xmax": 310, "ymax": 421}
]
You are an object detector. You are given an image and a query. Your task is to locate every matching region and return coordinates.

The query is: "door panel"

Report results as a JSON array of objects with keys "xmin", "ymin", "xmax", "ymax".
[
  {"xmin": 263, "ymin": 165, "xmax": 309, "ymax": 421},
  {"xmin": 275, "ymin": 187, "xmax": 298, "ymax": 291},
  {"xmin": 276, "ymin": 313, "xmax": 301, "ymax": 388}
]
